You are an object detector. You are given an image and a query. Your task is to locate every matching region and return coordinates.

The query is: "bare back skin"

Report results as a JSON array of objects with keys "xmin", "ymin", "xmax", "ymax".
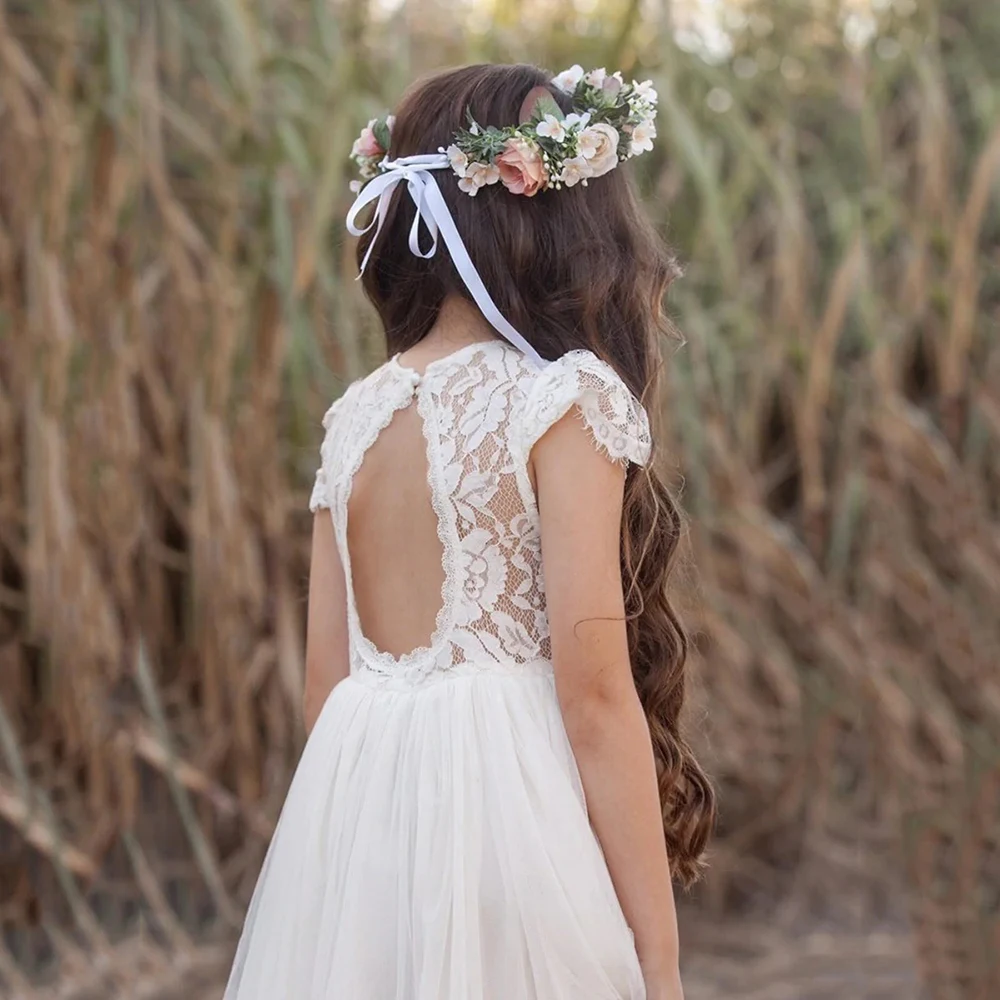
[{"xmin": 347, "ymin": 297, "xmax": 500, "ymax": 659}]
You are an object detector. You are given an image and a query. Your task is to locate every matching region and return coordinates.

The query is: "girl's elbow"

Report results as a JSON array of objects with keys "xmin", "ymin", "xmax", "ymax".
[{"xmin": 557, "ymin": 675, "xmax": 638, "ymax": 750}]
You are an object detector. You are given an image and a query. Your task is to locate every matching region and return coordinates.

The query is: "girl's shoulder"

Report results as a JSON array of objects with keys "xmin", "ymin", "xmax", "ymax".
[
  {"xmin": 519, "ymin": 349, "xmax": 652, "ymax": 467},
  {"xmin": 315, "ymin": 355, "xmax": 416, "ymax": 431},
  {"xmin": 317, "ymin": 342, "xmax": 652, "ymax": 469}
]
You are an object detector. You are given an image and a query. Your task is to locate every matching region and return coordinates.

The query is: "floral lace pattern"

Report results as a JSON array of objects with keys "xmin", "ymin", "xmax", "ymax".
[
  {"xmin": 519, "ymin": 350, "xmax": 652, "ymax": 466},
  {"xmin": 310, "ymin": 340, "xmax": 650, "ymax": 682}
]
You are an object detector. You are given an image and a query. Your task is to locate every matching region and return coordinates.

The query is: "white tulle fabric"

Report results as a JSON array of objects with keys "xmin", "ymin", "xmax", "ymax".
[{"xmin": 224, "ymin": 340, "xmax": 651, "ymax": 1000}]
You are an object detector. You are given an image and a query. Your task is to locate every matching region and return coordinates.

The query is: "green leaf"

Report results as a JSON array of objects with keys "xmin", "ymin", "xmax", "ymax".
[
  {"xmin": 535, "ymin": 94, "xmax": 563, "ymax": 121},
  {"xmin": 372, "ymin": 118, "xmax": 391, "ymax": 153},
  {"xmin": 534, "ymin": 91, "xmax": 564, "ymax": 121}
]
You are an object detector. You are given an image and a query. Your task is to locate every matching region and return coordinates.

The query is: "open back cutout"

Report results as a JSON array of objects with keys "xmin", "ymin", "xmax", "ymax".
[
  {"xmin": 346, "ymin": 399, "xmax": 445, "ymax": 660},
  {"xmin": 309, "ymin": 341, "xmax": 652, "ymax": 679}
]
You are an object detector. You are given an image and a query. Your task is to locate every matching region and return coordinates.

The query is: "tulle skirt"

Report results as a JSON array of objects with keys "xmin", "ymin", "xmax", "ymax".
[{"xmin": 223, "ymin": 667, "xmax": 645, "ymax": 1000}]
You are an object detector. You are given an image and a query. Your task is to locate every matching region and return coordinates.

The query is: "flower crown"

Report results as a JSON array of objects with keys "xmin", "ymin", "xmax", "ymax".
[{"xmin": 349, "ymin": 65, "xmax": 658, "ymax": 198}]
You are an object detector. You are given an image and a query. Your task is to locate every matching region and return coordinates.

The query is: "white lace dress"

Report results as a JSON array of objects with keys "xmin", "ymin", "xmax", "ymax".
[{"xmin": 224, "ymin": 340, "xmax": 652, "ymax": 1000}]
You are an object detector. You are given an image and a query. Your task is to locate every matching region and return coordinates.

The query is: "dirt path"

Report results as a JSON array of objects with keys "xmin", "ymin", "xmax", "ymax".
[
  {"xmin": 7, "ymin": 908, "xmax": 920, "ymax": 1000},
  {"xmin": 681, "ymin": 910, "xmax": 919, "ymax": 1000}
]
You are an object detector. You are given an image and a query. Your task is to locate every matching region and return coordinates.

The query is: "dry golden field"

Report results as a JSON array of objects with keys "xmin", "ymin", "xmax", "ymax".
[{"xmin": 0, "ymin": 0, "xmax": 997, "ymax": 997}]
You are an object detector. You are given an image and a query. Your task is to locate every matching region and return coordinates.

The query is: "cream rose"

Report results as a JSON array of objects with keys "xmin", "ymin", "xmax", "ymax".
[
  {"xmin": 576, "ymin": 123, "xmax": 619, "ymax": 178},
  {"xmin": 497, "ymin": 137, "xmax": 548, "ymax": 197}
]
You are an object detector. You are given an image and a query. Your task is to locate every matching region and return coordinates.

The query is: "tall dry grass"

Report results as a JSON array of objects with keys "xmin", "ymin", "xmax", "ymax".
[{"xmin": 0, "ymin": 0, "xmax": 997, "ymax": 997}]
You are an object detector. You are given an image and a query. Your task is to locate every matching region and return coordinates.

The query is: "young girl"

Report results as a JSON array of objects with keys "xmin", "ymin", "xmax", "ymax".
[{"xmin": 224, "ymin": 62, "xmax": 714, "ymax": 1000}]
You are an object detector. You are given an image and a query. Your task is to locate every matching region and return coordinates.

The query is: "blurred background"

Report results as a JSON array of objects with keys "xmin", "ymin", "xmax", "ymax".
[{"xmin": 1, "ymin": 0, "xmax": 997, "ymax": 997}]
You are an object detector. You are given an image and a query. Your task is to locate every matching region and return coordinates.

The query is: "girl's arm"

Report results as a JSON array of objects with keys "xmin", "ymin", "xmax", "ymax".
[
  {"xmin": 533, "ymin": 412, "xmax": 684, "ymax": 1000},
  {"xmin": 303, "ymin": 510, "xmax": 350, "ymax": 734}
]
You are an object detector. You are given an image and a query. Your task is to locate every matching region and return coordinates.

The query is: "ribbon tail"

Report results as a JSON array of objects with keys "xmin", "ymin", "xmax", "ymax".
[
  {"xmin": 407, "ymin": 175, "xmax": 439, "ymax": 260},
  {"xmin": 347, "ymin": 172, "xmax": 403, "ymax": 276},
  {"xmin": 358, "ymin": 186, "xmax": 396, "ymax": 275}
]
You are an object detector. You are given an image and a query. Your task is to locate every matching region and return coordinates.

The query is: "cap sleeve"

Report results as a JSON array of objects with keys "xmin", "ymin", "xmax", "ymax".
[
  {"xmin": 521, "ymin": 350, "xmax": 652, "ymax": 466},
  {"xmin": 309, "ymin": 396, "xmax": 344, "ymax": 512}
]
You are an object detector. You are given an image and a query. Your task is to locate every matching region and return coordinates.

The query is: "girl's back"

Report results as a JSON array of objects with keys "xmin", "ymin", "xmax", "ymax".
[{"xmin": 310, "ymin": 339, "xmax": 650, "ymax": 682}]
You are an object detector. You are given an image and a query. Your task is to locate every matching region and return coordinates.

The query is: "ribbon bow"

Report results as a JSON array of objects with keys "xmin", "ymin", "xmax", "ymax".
[{"xmin": 346, "ymin": 154, "xmax": 546, "ymax": 369}]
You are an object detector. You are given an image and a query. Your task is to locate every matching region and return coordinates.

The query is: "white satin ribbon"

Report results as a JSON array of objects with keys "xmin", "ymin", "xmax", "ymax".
[{"xmin": 346, "ymin": 154, "xmax": 547, "ymax": 369}]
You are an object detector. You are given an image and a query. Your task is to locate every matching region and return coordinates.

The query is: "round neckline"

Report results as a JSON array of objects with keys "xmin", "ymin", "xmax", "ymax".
[{"xmin": 390, "ymin": 338, "xmax": 510, "ymax": 379}]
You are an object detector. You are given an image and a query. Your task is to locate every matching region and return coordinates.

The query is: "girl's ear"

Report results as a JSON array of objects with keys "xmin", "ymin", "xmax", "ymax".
[{"xmin": 518, "ymin": 86, "xmax": 562, "ymax": 125}]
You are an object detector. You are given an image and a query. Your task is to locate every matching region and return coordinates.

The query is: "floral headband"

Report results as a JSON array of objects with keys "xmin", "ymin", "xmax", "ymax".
[
  {"xmin": 345, "ymin": 66, "xmax": 659, "ymax": 371},
  {"xmin": 349, "ymin": 64, "xmax": 658, "ymax": 198}
]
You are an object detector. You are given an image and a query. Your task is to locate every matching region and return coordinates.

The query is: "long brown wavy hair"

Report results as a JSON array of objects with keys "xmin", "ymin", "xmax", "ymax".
[{"xmin": 355, "ymin": 63, "xmax": 715, "ymax": 885}]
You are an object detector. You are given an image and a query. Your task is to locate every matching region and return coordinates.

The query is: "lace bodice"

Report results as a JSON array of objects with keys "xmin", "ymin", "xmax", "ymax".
[{"xmin": 310, "ymin": 340, "xmax": 651, "ymax": 684}]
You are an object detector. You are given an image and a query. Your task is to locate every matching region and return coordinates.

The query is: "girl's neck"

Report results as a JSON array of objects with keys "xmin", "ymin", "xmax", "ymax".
[{"xmin": 416, "ymin": 296, "xmax": 499, "ymax": 356}]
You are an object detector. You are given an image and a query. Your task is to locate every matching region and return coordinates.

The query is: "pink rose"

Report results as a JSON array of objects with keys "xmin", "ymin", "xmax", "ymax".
[
  {"xmin": 497, "ymin": 137, "xmax": 548, "ymax": 197},
  {"xmin": 353, "ymin": 124, "xmax": 383, "ymax": 159}
]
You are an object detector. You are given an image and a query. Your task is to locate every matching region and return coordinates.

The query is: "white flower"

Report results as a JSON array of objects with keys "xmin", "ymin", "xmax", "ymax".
[
  {"xmin": 576, "ymin": 126, "xmax": 602, "ymax": 158},
  {"xmin": 535, "ymin": 114, "xmax": 567, "ymax": 142},
  {"xmin": 563, "ymin": 111, "xmax": 592, "ymax": 129},
  {"xmin": 552, "ymin": 64, "xmax": 584, "ymax": 93},
  {"xmin": 458, "ymin": 160, "xmax": 500, "ymax": 196},
  {"xmin": 469, "ymin": 121, "xmax": 481, "ymax": 135},
  {"xmin": 557, "ymin": 154, "xmax": 591, "ymax": 187},
  {"xmin": 446, "ymin": 143, "xmax": 469, "ymax": 178},
  {"xmin": 385, "ymin": 114, "xmax": 397, "ymax": 130},
  {"xmin": 349, "ymin": 179, "xmax": 363, "ymax": 194},
  {"xmin": 632, "ymin": 79, "xmax": 658, "ymax": 104},
  {"xmin": 630, "ymin": 120, "xmax": 656, "ymax": 156},
  {"xmin": 471, "ymin": 161, "xmax": 500, "ymax": 185},
  {"xmin": 577, "ymin": 123, "xmax": 620, "ymax": 177},
  {"xmin": 585, "ymin": 67, "xmax": 607, "ymax": 87}
]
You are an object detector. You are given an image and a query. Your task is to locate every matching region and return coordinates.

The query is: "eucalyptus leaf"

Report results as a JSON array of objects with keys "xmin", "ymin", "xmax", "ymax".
[
  {"xmin": 528, "ymin": 91, "xmax": 563, "ymax": 123},
  {"xmin": 372, "ymin": 118, "xmax": 391, "ymax": 152}
]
